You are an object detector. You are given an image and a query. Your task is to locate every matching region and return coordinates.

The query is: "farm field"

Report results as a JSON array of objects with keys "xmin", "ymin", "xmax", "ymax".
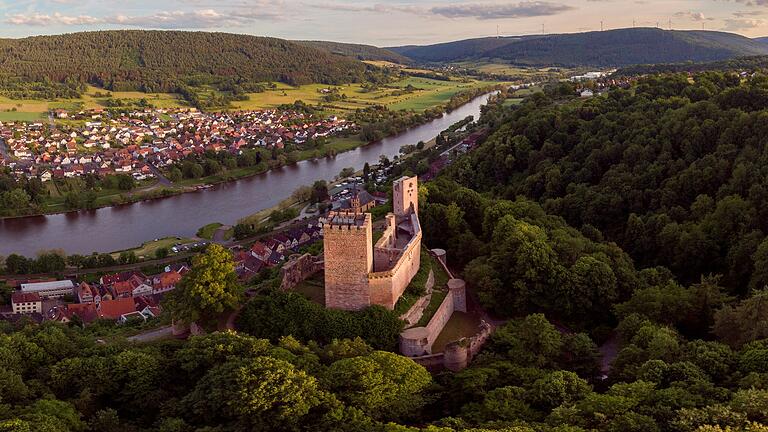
[
  {"xmin": 0, "ymin": 85, "xmax": 186, "ymax": 121},
  {"xmin": 451, "ymin": 61, "xmax": 581, "ymax": 78},
  {"xmin": 231, "ymin": 77, "xmax": 508, "ymax": 114}
]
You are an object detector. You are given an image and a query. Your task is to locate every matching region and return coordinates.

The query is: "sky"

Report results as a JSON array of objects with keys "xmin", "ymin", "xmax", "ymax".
[{"xmin": 0, "ymin": 0, "xmax": 765, "ymax": 46}]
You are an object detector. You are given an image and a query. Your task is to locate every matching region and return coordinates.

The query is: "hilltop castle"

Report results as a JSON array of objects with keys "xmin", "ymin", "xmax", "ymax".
[{"xmin": 323, "ymin": 176, "xmax": 422, "ymax": 311}]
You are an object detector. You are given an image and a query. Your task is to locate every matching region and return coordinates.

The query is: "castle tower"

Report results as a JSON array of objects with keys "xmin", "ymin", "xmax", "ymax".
[
  {"xmin": 349, "ymin": 185, "xmax": 362, "ymax": 214},
  {"xmin": 393, "ymin": 176, "xmax": 418, "ymax": 217},
  {"xmin": 323, "ymin": 212, "xmax": 373, "ymax": 310}
]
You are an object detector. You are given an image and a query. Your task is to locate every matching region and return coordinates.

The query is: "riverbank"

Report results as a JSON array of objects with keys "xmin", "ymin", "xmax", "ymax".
[{"xmin": 0, "ymin": 90, "xmax": 500, "ymax": 256}]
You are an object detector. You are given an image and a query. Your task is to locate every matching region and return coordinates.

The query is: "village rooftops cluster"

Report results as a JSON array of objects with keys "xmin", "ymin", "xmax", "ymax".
[
  {"xmin": 1, "ymin": 107, "xmax": 356, "ymax": 181},
  {"xmin": 2, "ymin": 264, "xmax": 189, "ymax": 326},
  {"xmin": 234, "ymin": 224, "xmax": 322, "ymax": 281}
]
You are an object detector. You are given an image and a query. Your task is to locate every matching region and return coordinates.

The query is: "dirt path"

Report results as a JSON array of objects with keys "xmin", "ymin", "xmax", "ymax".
[{"xmin": 127, "ymin": 325, "xmax": 174, "ymax": 343}]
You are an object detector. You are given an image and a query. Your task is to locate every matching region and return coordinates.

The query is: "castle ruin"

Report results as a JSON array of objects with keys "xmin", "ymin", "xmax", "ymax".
[{"xmin": 323, "ymin": 176, "xmax": 422, "ymax": 311}]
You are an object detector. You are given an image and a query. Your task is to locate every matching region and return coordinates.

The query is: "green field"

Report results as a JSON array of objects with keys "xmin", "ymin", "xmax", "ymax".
[
  {"xmin": 0, "ymin": 85, "xmax": 186, "ymax": 120},
  {"xmin": 232, "ymin": 77, "xmax": 508, "ymax": 114},
  {"xmin": 0, "ymin": 111, "xmax": 46, "ymax": 121},
  {"xmin": 0, "ymin": 77, "xmax": 506, "ymax": 123},
  {"xmin": 197, "ymin": 223, "xmax": 223, "ymax": 240},
  {"xmin": 109, "ymin": 237, "xmax": 194, "ymax": 260}
]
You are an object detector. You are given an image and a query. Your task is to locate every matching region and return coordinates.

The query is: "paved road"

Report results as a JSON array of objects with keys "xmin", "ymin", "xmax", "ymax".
[{"xmin": 147, "ymin": 164, "xmax": 173, "ymax": 186}]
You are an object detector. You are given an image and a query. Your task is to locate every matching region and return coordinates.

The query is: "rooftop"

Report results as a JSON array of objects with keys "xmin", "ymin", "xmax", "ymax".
[
  {"xmin": 327, "ymin": 211, "xmax": 369, "ymax": 227},
  {"xmin": 11, "ymin": 292, "xmax": 41, "ymax": 304},
  {"xmin": 21, "ymin": 280, "xmax": 75, "ymax": 292}
]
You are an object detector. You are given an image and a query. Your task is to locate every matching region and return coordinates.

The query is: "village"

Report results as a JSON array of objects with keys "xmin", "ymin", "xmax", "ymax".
[
  {"xmin": 0, "ymin": 220, "xmax": 326, "ymax": 327},
  {"xmin": 0, "ymin": 107, "xmax": 356, "ymax": 182}
]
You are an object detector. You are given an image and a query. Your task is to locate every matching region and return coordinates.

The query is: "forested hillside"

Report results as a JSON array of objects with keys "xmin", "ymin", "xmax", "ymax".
[
  {"xmin": 0, "ymin": 31, "xmax": 368, "ymax": 94},
  {"xmin": 449, "ymin": 72, "xmax": 768, "ymax": 298},
  {"xmin": 616, "ymin": 55, "xmax": 768, "ymax": 76},
  {"xmin": 298, "ymin": 40, "xmax": 411, "ymax": 64},
  {"xmin": 390, "ymin": 28, "xmax": 768, "ymax": 66}
]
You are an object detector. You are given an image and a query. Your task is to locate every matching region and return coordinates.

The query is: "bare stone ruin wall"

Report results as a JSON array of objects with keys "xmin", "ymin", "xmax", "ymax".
[
  {"xmin": 280, "ymin": 254, "xmax": 323, "ymax": 292},
  {"xmin": 370, "ymin": 230, "xmax": 422, "ymax": 309}
]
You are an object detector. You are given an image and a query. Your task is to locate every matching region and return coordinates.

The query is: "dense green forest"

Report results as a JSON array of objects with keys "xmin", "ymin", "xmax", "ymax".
[
  {"xmin": 0, "ymin": 31, "xmax": 369, "ymax": 97},
  {"xmin": 298, "ymin": 41, "xmax": 411, "ymax": 64},
  {"xmin": 390, "ymin": 29, "xmax": 768, "ymax": 66},
  {"xmin": 616, "ymin": 56, "xmax": 768, "ymax": 76},
  {"xmin": 449, "ymin": 72, "xmax": 768, "ymax": 297}
]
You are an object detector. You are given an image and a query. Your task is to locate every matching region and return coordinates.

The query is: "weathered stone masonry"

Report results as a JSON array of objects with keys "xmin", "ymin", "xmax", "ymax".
[{"xmin": 323, "ymin": 176, "xmax": 422, "ymax": 311}]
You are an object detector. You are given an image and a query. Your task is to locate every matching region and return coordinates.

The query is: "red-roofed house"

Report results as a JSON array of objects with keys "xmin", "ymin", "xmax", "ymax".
[
  {"xmin": 152, "ymin": 271, "xmax": 181, "ymax": 294},
  {"xmin": 11, "ymin": 292, "xmax": 42, "ymax": 314},
  {"xmin": 97, "ymin": 298, "xmax": 136, "ymax": 320},
  {"xmin": 59, "ymin": 303, "xmax": 98, "ymax": 324}
]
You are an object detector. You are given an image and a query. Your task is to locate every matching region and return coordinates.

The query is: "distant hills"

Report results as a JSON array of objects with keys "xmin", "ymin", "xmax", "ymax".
[
  {"xmin": 298, "ymin": 40, "xmax": 411, "ymax": 64},
  {"xmin": 0, "ymin": 31, "xmax": 369, "ymax": 92},
  {"xmin": 756, "ymin": 37, "xmax": 768, "ymax": 45},
  {"xmin": 389, "ymin": 28, "xmax": 768, "ymax": 67}
]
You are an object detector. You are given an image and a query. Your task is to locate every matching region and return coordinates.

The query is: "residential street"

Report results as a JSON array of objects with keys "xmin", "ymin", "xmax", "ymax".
[{"xmin": 147, "ymin": 163, "xmax": 173, "ymax": 186}]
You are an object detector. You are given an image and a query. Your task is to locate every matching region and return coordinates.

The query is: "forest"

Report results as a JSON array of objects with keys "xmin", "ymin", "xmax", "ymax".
[{"xmin": 0, "ymin": 31, "xmax": 369, "ymax": 98}]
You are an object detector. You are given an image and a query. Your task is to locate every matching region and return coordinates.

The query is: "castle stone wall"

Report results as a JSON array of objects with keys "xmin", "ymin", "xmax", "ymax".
[
  {"xmin": 393, "ymin": 176, "xmax": 418, "ymax": 217},
  {"xmin": 280, "ymin": 254, "xmax": 323, "ymax": 292},
  {"xmin": 324, "ymin": 214, "xmax": 373, "ymax": 311}
]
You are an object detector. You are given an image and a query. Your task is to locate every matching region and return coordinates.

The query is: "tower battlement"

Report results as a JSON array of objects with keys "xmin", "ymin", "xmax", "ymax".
[{"xmin": 324, "ymin": 176, "xmax": 421, "ymax": 311}]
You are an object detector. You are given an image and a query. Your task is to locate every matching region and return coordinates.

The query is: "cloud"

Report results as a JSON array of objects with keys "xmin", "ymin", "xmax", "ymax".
[
  {"xmin": 733, "ymin": 10, "xmax": 767, "ymax": 17},
  {"xmin": 6, "ymin": 12, "xmax": 102, "ymax": 26},
  {"xmin": 429, "ymin": 2, "xmax": 575, "ymax": 19},
  {"xmin": 722, "ymin": 18, "xmax": 765, "ymax": 30},
  {"xmin": 673, "ymin": 11, "xmax": 714, "ymax": 21},
  {"xmin": 315, "ymin": 1, "xmax": 573, "ymax": 20},
  {"xmin": 6, "ymin": 7, "xmax": 283, "ymax": 28},
  {"xmin": 727, "ymin": 0, "xmax": 768, "ymax": 6}
]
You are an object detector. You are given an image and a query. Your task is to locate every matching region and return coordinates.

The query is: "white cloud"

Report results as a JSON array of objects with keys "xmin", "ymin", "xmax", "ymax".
[
  {"xmin": 5, "ymin": 7, "xmax": 283, "ymax": 28},
  {"xmin": 6, "ymin": 12, "xmax": 102, "ymax": 26},
  {"xmin": 722, "ymin": 18, "xmax": 765, "ymax": 30},
  {"xmin": 429, "ymin": 2, "xmax": 575, "ymax": 19}
]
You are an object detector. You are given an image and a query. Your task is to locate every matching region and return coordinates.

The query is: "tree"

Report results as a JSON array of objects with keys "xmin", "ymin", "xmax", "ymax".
[
  {"xmin": 324, "ymin": 351, "xmax": 431, "ymax": 420},
  {"xmin": 184, "ymin": 357, "xmax": 323, "ymax": 429},
  {"xmin": 167, "ymin": 167, "xmax": 183, "ymax": 182},
  {"xmin": 714, "ymin": 290, "xmax": 768, "ymax": 348},
  {"xmin": 155, "ymin": 247, "xmax": 169, "ymax": 259},
  {"xmin": 116, "ymin": 174, "xmax": 135, "ymax": 191},
  {"xmin": 528, "ymin": 370, "xmax": 592, "ymax": 410},
  {"xmin": 5, "ymin": 254, "xmax": 31, "ymax": 274},
  {"xmin": 164, "ymin": 244, "xmax": 244, "ymax": 325},
  {"xmin": 339, "ymin": 167, "xmax": 355, "ymax": 179}
]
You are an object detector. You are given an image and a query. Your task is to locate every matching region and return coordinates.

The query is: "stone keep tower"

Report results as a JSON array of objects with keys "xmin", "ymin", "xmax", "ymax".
[
  {"xmin": 393, "ymin": 176, "xmax": 418, "ymax": 217},
  {"xmin": 323, "ymin": 212, "xmax": 373, "ymax": 310}
]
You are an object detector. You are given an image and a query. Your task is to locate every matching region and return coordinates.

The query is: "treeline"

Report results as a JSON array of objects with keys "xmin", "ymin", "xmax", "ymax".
[
  {"xmin": 0, "ymin": 170, "xmax": 46, "ymax": 217},
  {"xmin": 0, "ymin": 31, "xmax": 370, "ymax": 97},
  {"xmin": 449, "ymin": 71, "xmax": 768, "ymax": 298},
  {"xmin": 616, "ymin": 55, "xmax": 768, "ymax": 76},
  {"xmin": 354, "ymin": 85, "xmax": 500, "ymax": 142}
]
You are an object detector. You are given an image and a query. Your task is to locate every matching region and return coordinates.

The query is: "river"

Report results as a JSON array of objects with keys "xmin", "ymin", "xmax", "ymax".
[{"xmin": 0, "ymin": 92, "xmax": 495, "ymax": 256}]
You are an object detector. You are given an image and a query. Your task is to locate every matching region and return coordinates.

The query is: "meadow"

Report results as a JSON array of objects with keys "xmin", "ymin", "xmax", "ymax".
[
  {"xmin": 231, "ymin": 77, "xmax": 509, "ymax": 114},
  {"xmin": 0, "ymin": 85, "xmax": 186, "ymax": 122}
]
